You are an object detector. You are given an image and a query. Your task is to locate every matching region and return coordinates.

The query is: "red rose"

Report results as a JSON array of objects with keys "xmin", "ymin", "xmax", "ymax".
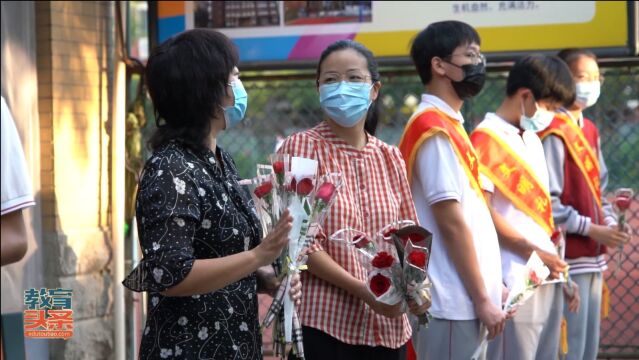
[
  {"xmin": 254, "ymin": 182, "xmax": 273, "ymax": 198},
  {"xmin": 372, "ymin": 251, "xmax": 394, "ymax": 268},
  {"xmin": 296, "ymin": 178, "xmax": 314, "ymax": 196},
  {"xmin": 400, "ymin": 233, "xmax": 425, "ymax": 243},
  {"xmin": 353, "ymin": 234, "xmax": 371, "ymax": 249},
  {"xmin": 273, "ymin": 161, "xmax": 285, "ymax": 174},
  {"xmin": 315, "ymin": 182, "xmax": 336, "ymax": 203},
  {"xmin": 615, "ymin": 195, "xmax": 631, "ymax": 212},
  {"xmin": 407, "ymin": 250, "xmax": 427, "ymax": 268},
  {"xmin": 382, "ymin": 227, "xmax": 398, "ymax": 238},
  {"xmin": 369, "ymin": 273, "xmax": 391, "ymax": 297},
  {"xmin": 529, "ymin": 269, "xmax": 541, "ymax": 285}
]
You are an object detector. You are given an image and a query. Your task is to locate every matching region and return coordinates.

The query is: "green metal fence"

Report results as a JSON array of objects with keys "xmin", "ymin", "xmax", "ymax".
[
  {"xmin": 230, "ymin": 64, "xmax": 638, "ymax": 359},
  {"xmin": 138, "ymin": 63, "xmax": 639, "ymax": 358}
]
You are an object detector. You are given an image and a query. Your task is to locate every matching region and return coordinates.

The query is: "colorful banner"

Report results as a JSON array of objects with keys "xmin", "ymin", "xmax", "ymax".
[{"xmin": 157, "ymin": 1, "xmax": 630, "ymax": 62}]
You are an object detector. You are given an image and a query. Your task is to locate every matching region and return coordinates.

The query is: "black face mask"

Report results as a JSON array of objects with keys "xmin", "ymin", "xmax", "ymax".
[{"xmin": 444, "ymin": 61, "xmax": 486, "ymax": 100}]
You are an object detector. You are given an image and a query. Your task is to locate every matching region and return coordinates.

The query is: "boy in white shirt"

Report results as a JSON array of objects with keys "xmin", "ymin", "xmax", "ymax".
[
  {"xmin": 399, "ymin": 20, "xmax": 505, "ymax": 360},
  {"xmin": 470, "ymin": 55, "xmax": 580, "ymax": 359}
]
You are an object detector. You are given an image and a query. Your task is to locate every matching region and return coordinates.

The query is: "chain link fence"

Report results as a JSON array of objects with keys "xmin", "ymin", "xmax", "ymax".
[
  {"xmin": 135, "ymin": 63, "xmax": 638, "ymax": 358},
  {"xmin": 225, "ymin": 64, "xmax": 639, "ymax": 358}
]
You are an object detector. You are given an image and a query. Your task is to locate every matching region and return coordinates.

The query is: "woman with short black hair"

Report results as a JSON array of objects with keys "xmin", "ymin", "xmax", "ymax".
[{"xmin": 123, "ymin": 28, "xmax": 298, "ymax": 360}]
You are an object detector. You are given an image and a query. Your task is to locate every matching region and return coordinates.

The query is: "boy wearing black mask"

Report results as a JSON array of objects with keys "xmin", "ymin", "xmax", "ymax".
[{"xmin": 399, "ymin": 21, "xmax": 506, "ymax": 360}]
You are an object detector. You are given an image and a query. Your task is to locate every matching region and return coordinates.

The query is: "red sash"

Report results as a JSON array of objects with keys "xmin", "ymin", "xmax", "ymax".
[
  {"xmin": 399, "ymin": 108, "xmax": 484, "ymax": 201},
  {"xmin": 538, "ymin": 113, "xmax": 601, "ymax": 208},
  {"xmin": 471, "ymin": 128, "xmax": 554, "ymax": 235}
]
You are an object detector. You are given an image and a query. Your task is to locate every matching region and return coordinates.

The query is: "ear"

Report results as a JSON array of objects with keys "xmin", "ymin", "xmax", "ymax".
[
  {"xmin": 370, "ymin": 81, "xmax": 382, "ymax": 101},
  {"xmin": 517, "ymin": 88, "xmax": 534, "ymax": 104},
  {"xmin": 431, "ymin": 56, "xmax": 447, "ymax": 77}
]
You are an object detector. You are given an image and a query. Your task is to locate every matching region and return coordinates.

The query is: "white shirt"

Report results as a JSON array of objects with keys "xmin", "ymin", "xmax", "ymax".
[
  {"xmin": 1, "ymin": 96, "xmax": 35, "ymax": 215},
  {"xmin": 475, "ymin": 113, "xmax": 557, "ymax": 288},
  {"xmin": 410, "ymin": 94, "xmax": 502, "ymax": 320}
]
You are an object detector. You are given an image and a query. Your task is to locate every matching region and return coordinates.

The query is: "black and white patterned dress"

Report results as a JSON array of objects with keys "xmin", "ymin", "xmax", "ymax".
[{"xmin": 123, "ymin": 140, "xmax": 263, "ymax": 360}]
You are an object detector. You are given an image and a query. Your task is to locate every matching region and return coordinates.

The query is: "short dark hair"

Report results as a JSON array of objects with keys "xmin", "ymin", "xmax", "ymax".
[
  {"xmin": 410, "ymin": 21, "xmax": 480, "ymax": 85},
  {"xmin": 557, "ymin": 48, "xmax": 597, "ymax": 68},
  {"xmin": 146, "ymin": 29, "xmax": 238, "ymax": 151},
  {"xmin": 506, "ymin": 54, "xmax": 576, "ymax": 106},
  {"xmin": 316, "ymin": 40, "xmax": 381, "ymax": 135}
]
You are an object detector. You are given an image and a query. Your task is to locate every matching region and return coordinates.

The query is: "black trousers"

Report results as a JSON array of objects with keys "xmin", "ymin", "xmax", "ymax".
[{"xmin": 288, "ymin": 326, "xmax": 406, "ymax": 360}]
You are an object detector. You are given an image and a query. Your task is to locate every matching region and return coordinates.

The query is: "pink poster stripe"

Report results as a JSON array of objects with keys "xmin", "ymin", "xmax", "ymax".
[{"xmin": 288, "ymin": 33, "xmax": 356, "ymax": 60}]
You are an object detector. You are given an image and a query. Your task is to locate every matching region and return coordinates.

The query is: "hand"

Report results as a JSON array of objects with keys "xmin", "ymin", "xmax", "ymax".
[
  {"xmin": 407, "ymin": 297, "xmax": 430, "ymax": 316},
  {"xmin": 620, "ymin": 222, "xmax": 633, "ymax": 239},
  {"xmin": 370, "ymin": 300, "xmax": 405, "ymax": 319},
  {"xmin": 289, "ymin": 272, "xmax": 302, "ymax": 307},
  {"xmin": 501, "ymin": 284, "xmax": 517, "ymax": 320},
  {"xmin": 588, "ymin": 224, "xmax": 630, "ymax": 248},
  {"xmin": 563, "ymin": 280, "xmax": 580, "ymax": 313},
  {"xmin": 253, "ymin": 210, "xmax": 292, "ymax": 267},
  {"xmin": 537, "ymin": 250, "xmax": 568, "ymax": 280},
  {"xmin": 474, "ymin": 298, "xmax": 506, "ymax": 340}
]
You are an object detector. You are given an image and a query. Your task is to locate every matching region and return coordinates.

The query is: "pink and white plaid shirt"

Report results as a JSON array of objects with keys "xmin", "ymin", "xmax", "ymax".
[{"xmin": 278, "ymin": 121, "xmax": 417, "ymax": 349}]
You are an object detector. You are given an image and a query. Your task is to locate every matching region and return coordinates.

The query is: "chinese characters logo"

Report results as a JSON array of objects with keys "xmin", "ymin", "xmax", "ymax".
[{"xmin": 23, "ymin": 288, "xmax": 73, "ymax": 339}]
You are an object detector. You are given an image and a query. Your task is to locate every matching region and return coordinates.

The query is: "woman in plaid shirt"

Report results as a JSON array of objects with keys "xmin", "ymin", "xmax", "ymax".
[{"xmin": 280, "ymin": 40, "xmax": 430, "ymax": 360}]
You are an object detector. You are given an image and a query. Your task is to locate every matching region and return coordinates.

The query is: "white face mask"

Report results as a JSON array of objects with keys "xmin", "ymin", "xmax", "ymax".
[
  {"xmin": 575, "ymin": 81, "xmax": 601, "ymax": 109},
  {"xmin": 520, "ymin": 99, "xmax": 554, "ymax": 132}
]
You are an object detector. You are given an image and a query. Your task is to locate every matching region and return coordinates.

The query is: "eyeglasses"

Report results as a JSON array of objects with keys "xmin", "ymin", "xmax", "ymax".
[
  {"xmin": 445, "ymin": 51, "xmax": 485, "ymax": 65},
  {"xmin": 318, "ymin": 70, "xmax": 372, "ymax": 84},
  {"xmin": 575, "ymin": 73, "xmax": 605, "ymax": 85}
]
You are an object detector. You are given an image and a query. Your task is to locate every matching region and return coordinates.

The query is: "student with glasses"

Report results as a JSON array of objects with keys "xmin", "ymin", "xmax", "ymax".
[{"xmin": 399, "ymin": 20, "xmax": 506, "ymax": 360}]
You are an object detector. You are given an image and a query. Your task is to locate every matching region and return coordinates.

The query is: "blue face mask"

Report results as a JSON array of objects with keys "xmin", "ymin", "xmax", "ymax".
[
  {"xmin": 319, "ymin": 81, "xmax": 372, "ymax": 128},
  {"xmin": 223, "ymin": 79, "xmax": 248, "ymax": 129},
  {"xmin": 520, "ymin": 98, "xmax": 554, "ymax": 132}
]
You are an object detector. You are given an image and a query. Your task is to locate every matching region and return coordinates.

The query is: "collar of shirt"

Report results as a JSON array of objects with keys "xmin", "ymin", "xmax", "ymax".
[
  {"xmin": 420, "ymin": 94, "xmax": 465, "ymax": 124},
  {"xmin": 314, "ymin": 121, "xmax": 379, "ymax": 157},
  {"xmin": 559, "ymin": 108, "xmax": 584, "ymax": 128},
  {"xmin": 484, "ymin": 112, "xmax": 525, "ymax": 135}
]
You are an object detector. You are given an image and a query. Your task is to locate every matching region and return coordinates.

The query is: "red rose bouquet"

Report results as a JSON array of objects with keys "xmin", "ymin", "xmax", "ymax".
[
  {"xmin": 613, "ymin": 188, "xmax": 633, "ymax": 276},
  {"xmin": 242, "ymin": 173, "xmax": 276, "ymax": 236},
  {"xmin": 378, "ymin": 220, "xmax": 416, "ymax": 241},
  {"xmin": 367, "ymin": 246, "xmax": 404, "ymax": 305},
  {"xmin": 248, "ymin": 155, "xmax": 342, "ymax": 358},
  {"xmin": 329, "ymin": 222, "xmax": 433, "ymax": 325},
  {"xmin": 403, "ymin": 240, "xmax": 431, "ymax": 307},
  {"xmin": 397, "ymin": 226, "xmax": 432, "ymax": 327},
  {"xmin": 369, "ymin": 273, "xmax": 392, "ymax": 297},
  {"xmin": 269, "ymin": 154, "xmax": 291, "ymax": 222},
  {"xmin": 551, "ymin": 227, "xmax": 574, "ymax": 295},
  {"xmin": 505, "ymin": 251, "xmax": 550, "ymax": 309},
  {"xmin": 472, "ymin": 251, "xmax": 550, "ymax": 359}
]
